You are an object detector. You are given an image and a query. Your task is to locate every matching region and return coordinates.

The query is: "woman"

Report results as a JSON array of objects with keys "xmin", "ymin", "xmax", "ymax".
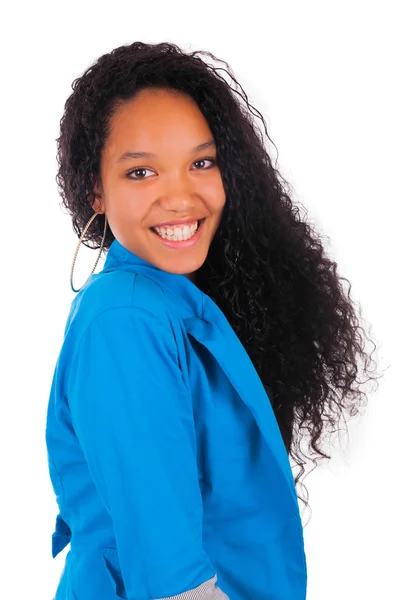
[{"xmin": 46, "ymin": 41, "xmax": 379, "ymax": 600}]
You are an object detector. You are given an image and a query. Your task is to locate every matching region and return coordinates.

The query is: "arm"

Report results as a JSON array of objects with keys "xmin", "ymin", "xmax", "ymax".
[{"xmin": 67, "ymin": 306, "xmax": 229, "ymax": 600}]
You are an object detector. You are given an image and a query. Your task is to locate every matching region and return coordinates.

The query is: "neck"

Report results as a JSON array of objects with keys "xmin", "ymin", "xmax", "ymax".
[{"xmin": 184, "ymin": 272, "xmax": 196, "ymax": 284}]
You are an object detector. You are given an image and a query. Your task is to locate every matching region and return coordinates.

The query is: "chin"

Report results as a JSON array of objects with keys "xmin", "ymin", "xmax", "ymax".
[{"xmin": 171, "ymin": 257, "xmax": 204, "ymax": 277}]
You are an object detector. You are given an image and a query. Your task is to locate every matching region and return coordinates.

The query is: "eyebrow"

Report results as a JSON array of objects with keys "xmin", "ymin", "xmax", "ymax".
[{"xmin": 117, "ymin": 139, "xmax": 216, "ymax": 162}]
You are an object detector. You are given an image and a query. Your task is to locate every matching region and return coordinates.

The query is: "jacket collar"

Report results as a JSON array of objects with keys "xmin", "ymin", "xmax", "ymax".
[{"xmin": 101, "ymin": 238, "xmax": 204, "ymax": 320}]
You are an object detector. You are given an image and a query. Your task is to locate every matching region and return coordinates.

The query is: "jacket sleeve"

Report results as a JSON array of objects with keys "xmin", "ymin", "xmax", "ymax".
[{"xmin": 67, "ymin": 306, "xmax": 229, "ymax": 600}]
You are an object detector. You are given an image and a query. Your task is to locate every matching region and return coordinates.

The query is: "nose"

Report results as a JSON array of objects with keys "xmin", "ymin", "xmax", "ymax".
[{"xmin": 158, "ymin": 172, "xmax": 199, "ymax": 212}]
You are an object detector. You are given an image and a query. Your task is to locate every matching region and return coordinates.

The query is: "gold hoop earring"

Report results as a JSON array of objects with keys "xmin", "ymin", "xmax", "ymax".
[{"xmin": 70, "ymin": 211, "xmax": 108, "ymax": 293}]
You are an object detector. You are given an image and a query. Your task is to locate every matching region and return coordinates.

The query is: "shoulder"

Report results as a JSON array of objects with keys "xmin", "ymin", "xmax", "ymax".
[
  {"xmin": 66, "ymin": 269, "xmax": 171, "ymax": 342},
  {"xmin": 58, "ymin": 271, "xmax": 181, "ymax": 404}
]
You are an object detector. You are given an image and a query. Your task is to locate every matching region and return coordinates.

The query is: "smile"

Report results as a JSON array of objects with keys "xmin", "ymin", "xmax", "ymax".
[{"xmin": 150, "ymin": 218, "xmax": 206, "ymax": 249}]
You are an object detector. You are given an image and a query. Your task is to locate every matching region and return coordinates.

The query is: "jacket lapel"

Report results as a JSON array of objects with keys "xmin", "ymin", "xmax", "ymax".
[{"xmin": 183, "ymin": 294, "xmax": 299, "ymax": 509}]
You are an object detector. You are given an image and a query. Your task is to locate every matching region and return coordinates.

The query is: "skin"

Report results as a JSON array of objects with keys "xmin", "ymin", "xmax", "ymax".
[{"xmin": 92, "ymin": 88, "xmax": 226, "ymax": 283}]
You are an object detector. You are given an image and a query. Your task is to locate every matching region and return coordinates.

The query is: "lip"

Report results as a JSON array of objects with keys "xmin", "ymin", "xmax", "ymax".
[
  {"xmin": 151, "ymin": 218, "xmax": 201, "ymax": 228},
  {"xmin": 150, "ymin": 217, "xmax": 205, "ymax": 249}
]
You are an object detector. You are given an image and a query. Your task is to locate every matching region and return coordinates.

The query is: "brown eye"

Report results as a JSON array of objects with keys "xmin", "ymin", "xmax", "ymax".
[
  {"xmin": 193, "ymin": 158, "xmax": 216, "ymax": 169},
  {"xmin": 127, "ymin": 167, "xmax": 155, "ymax": 180}
]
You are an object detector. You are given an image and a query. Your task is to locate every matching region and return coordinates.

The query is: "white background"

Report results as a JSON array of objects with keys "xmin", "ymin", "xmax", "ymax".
[{"xmin": 1, "ymin": 1, "xmax": 398, "ymax": 598}]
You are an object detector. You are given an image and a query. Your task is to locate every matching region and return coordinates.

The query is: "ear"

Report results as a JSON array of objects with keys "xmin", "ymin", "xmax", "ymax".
[
  {"xmin": 91, "ymin": 198, "xmax": 105, "ymax": 214},
  {"xmin": 87, "ymin": 179, "xmax": 105, "ymax": 214}
]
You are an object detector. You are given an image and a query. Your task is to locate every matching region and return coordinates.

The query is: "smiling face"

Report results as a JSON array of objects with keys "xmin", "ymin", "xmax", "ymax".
[{"xmin": 92, "ymin": 88, "xmax": 226, "ymax": 282}]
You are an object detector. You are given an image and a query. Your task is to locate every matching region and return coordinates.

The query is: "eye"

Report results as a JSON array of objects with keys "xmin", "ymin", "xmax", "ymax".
[
  {"xmin": 192, "ymin": 157, "xmax": 217, "ymax": 170},
  {"xmin": 126, "ymin": 167, "xmax": 155, "ymax": 180}
]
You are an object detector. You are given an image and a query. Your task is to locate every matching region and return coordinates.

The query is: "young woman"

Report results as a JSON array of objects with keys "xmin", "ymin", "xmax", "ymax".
[{"xmin": 46, "ymin": 41, "xmax": 379, "ymax": 600}]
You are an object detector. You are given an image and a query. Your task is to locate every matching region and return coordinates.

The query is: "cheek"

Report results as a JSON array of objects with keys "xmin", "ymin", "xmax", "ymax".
[
  {"xmin": 213, "ymin": 191, "xmax": 227, "ymax": 217},
  {"xmin": 209, "ymin": 201, "xmax": 225, "ymax": 235},
  {"xmin": 206, "ymin": 178, "xmax": 226, "ymax": 212},
  {"xmin": 214, "ymin": 179, "xmax": 227, "ymax": 213},
  {"xmin": 109, "ymin": 185, "xmax": 152, "ymax": 223}
]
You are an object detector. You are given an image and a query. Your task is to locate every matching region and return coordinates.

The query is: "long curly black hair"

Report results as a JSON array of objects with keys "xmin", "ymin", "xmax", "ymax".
[{"xmin": 56, "ymin": 41, "xmax": 382, "ymax": 512}]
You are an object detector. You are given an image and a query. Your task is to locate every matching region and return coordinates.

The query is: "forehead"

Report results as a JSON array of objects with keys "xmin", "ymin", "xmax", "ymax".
[{"xmin": 104, "ymin": 89, "xmax": 213, "ymax": 161}]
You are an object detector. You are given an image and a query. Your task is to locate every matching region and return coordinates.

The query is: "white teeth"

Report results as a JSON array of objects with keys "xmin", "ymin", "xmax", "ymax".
[{"xmin": 154, "ymin": 221, "xmax": 199, "ymax": 241}]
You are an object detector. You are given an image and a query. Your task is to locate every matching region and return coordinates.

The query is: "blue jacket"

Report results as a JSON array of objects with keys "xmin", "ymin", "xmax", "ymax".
[{"xmin": 46, "ymin": 238, "xmax": 307, "ymax": 600}]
